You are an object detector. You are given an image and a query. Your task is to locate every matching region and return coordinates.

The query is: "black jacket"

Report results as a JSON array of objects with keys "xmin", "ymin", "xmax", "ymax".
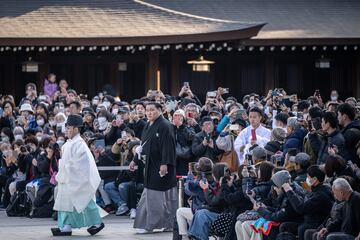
[
  {"xmin": 341, "ymin": 120, "xmax": 360, "ymax": 165},
  {"xmin": 136, "ymin": 115, "xmax": 176, "ymax": 191},
  {"xmin": 192, "ymin": 131, "xmax": 223, "ymax": 162},
  {"xmin": 174, "ymin": 124, "xmax": 195, "ymax": 175},
  {"xmin": 309, "ymin": 130, "xmax": 349, "ymax": 165},
  {"xmin": 257, "ymin": 183, "xmax": 305, "ymax": 223},
  {"xmin": 128, "ymin": 119, "xmax": 146, "ymax": 139},
  {"xmin": 96, "ymin": 149, "xmax": 118, "ymax": 184},
  {"xmin": 327, "ymin": 191, "xmax": 360, "ymax": 236},
  {"xmin": 242, "ymin": 177, "xmax": 273, "ymax": 203},
  {"xmin": 285, "ymin": 183, "xmax": 334, "ymax": 226}
]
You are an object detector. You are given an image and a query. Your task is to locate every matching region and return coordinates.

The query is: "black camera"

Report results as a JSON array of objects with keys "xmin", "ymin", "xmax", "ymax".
[
  {"xmin": 20, "ymin": 144, "xmax": 31, "ymax": 154},
  {"xmin": 205, "ymin": 134, "xmax": 211, "ymax": 143}
]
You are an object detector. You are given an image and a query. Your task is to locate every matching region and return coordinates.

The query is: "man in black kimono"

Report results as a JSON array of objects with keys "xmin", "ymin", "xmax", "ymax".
[{"xmin": 130, "ymin": 102, "xmax": 178, "ymax": 233}]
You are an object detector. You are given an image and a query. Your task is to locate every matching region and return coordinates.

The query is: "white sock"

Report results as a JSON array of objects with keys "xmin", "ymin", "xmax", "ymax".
[
  {"xmin": 94, "ymin": 223, "xmax": 102, "ymax": 228},
  {"xmin": 61, "ymin": 224, "xmax": 72, "ymax": 232}
]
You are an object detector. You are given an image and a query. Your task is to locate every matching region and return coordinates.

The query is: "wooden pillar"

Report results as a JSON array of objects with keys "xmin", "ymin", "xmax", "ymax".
[
  {"xmin": 73, "ymin": 63, "xmax": 83, "ymax": 93},
  {"xmin": 170, "ymin": 51, "xmax": 180, "ymax": 96},
  {"xmin": 38, "ymin": 62, "xmax": 50, "ymax": 91},
  {"xmin": 4, "ymin": 63, "xmax": 15, "ymax": 97},
  {"xmin": 109, "ymin": 63, "xmax": 121, "ymax": 98},
  {"xmin": 145, "ymin": 50, "xmax": 159, "ymax": 93},
  {"xmin": 264, "ymin": 54, "xmax": 275, "ymax": 92},
  {"xmin": 356, "ymin": 56, "xmax": 360, "ymax": 98}
]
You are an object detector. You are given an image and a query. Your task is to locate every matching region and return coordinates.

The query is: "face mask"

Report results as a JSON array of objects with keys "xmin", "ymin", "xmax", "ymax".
[
  {"xmin": 92, "ymin": 99, "xmax": 99, "ymax": 105},
  {"xmin": 331, "ymin": 96, "xmax": 338, "ymax": 101},
  {"xmin": 103, "ymin": 101, "xmax": 111, "ymax": 109},
  {"xmin": 49, "ymin": 120, "xmax": 56, "ymax": 127},
  {"xmin": 14, "ymin": 134, "xmax": 23, "ymax": 140},
  {"xmin": 1, "ymin": 136, "xmax": 9, "ymax": 142},
  {"xmin": 249, "ymin": 101, "xmax": 256, "ymax": 108},
  {"xmin": 59, "ymin": 107, "xmax": 65, "ymax": 113},
  {"xmin": 306, "ymin": 177, "xmax": 313, "ymax": 187},
  {"xmin": 98, "ymin": 117, "xmax": 108, "ymax": 130},
  {"xmin": 36, "ymin": 136, "xmax": 42, "ymax": 142},
  {"xmin": 56, "ymin": 140, "xmax": 64, "ymax": 147},
  {"xmin": 37, "ymin": 119, "xmax": 45, "ymax": 126},
  {"xmin": 112, "ymin": 108, "xmax": 119, "ymax": 115}
]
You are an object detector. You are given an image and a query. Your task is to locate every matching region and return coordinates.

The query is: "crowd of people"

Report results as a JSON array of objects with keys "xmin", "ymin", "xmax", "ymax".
[{"xmin": 0, "ymin": 73, "xmax": 360, "ymax": 239}]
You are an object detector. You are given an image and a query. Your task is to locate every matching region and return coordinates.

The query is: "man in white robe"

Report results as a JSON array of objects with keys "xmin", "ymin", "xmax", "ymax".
[{"xmin": 51, "ymin": 114, "xmax": 106, "ymax": 236}]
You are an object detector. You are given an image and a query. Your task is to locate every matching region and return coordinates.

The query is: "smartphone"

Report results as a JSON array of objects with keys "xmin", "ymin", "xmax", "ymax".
[
  {"xmin": 95, "ymin": 139, "xmax": 105, "ymax": 149},
  {"xmin": 297, "ymin": 112, "xmax": 304, "ymax": 121},
  {"xmin": 201, "ymin": 172, "xmax": 207, "ymax": 183},
  {"xmin": 207, "ymin": 91, "xmax": 217, "ymax": 98},
  {"xmin": 251, "ymin": 129, "xmax": 256, "ymax": 141},
  {"xmin": 246, "ymin": 182, "xmax": 252, "ymax": 195},
  {"xmin": 308, "ymin": 120, "xmax": 313, "ymax": 131},
  {"xmin": 183, "ymin": 82, "xmax": 189, "ymax": 88},
  {"xmin": 121, "ymin": 131, "xmax": 127, "ymax": 139},
  {"xmin": 229, "ymin": 124, "xmax": 239, "ymax": 131},
  {"xmin": 222, "ymin": 88, "xmax": 229, "ymax": 94},
  {"xmin": 328, "ymin": 137, "xmax": 333, "ymax": 148}
]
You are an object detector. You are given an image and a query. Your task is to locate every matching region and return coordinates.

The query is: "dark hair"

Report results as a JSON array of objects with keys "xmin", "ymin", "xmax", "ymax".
[
  {"xmin": 135, "ymin": 101, "xmax": 146, "ymax": 109},
  {"xmin": 124, "ymin": 127, "xmax": 135, "ymax": 137},
  {"xmin": 324, "ymin": 155, "xmax": 346, "ymax": 177},
  {"xmin": 322, "ymin": 111, "xmax": 338, "ymax": 129},
  {"xmin": 146, "ymin": 101, "xmax": 162, "ymax": 110},
  {"xmin": 2, "ymin": 100, "xmax": 15, "ymax": 110},
  {"xmin": 25, "ymin": 135, "xmax": 39, "ymax": 147},
  {"xmin": 40, "ymin": 136, "xmax": 51, "ymax": 149},
  {"xmin": 69, "ymin": 101, "xmax": 81, "ymax": 110},
  {"xmin": 272, "ymin": 167, "xmax": 285, "ymax": 174},
  {"xmin": 298, "ymin": 100, "xmax": 310, "ymax": 112},
  {"xmin": 258, "ymin": 161, "xmax": 275, "ymax": 182},
  {"xmin": 307, "ymin": 165, "xmax": 325, "ymax": 182},
  {"xmin": 212, "ymin": 163, "xmax": 227, "ymax": 181},
  {"xmin": 249, "ymin": 107, "xmax": 263, "ymax": 117},
  {"xmin": 337, "ymin": 103, "xmax": 356, "ymax": 121},
  {"xmin": 47, "ymin": 141, "xmax": 61, "ymax": 160},
  {"xmin": 274, "ymin": 112, "xmax": 289, "ymax": 126},
  {"xmin": 308, "ymin": 106, "xmax": 323, "ymax": 119},
  {"xmin": 287, "ymin": 148, "xmax": 298, "ymax": 157},
  {"xmin": 1, "ymin": 127, "xmax": 14, "ymax": 142}
]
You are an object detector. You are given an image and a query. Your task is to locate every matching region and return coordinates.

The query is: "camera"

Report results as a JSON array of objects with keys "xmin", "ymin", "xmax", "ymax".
[
  {"xmin": 205, "ymin": 134, "xmax": 211, "ymax": 143},
  {"xmin": 20, "ymin": 145, "xmax": 30, "ymax": 154}
]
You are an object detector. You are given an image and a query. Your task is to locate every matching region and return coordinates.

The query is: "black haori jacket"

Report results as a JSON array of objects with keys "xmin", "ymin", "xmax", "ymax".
[{"xmin": 136, "ymin": 115, "xmax": 177, "ymax": 191}]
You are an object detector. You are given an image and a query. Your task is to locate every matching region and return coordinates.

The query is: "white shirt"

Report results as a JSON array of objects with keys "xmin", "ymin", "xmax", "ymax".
[{"xmin": 234, "ymin": 124, "xmax": 271, "ymax": 164}]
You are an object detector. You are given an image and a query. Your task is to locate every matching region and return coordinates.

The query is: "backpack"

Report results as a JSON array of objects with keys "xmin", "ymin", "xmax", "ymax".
[{"xmin": 6, "ymin": 190, "xmax": 32, "ymax": 217}]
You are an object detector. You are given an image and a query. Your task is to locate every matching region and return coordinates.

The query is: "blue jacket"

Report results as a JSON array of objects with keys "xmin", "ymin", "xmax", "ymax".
[{"xmin": 283, "ymin": 128, "xmax": 307, "ymax": 154}]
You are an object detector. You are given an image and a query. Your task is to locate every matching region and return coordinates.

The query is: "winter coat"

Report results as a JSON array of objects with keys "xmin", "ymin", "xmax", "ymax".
[
  {"xmin": 283, "ymin": 128, "xmax": 307, "ymax": 154},
  {"xmin": 309, "ymin": 130, "xmax": 349, "ymax": 165},
  {"xmin": 257, "ymin": 182, "xmax": 305, "ymax": 223},
  {"xmin": 174, "ymin": 124, "xmax": 195, "ymax": 175},
  {"xmin": 285, "ymin": 183, "xmax": 334, "ymax": 226},
  {"xmin": 192, "ymin": 131, "xmax": 223, "ymax": 162}
]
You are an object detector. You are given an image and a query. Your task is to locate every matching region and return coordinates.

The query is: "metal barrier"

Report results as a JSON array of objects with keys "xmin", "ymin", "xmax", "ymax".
[
  {"xmin": 98, "ymin": 166, "xmax": 186, "ymax": 209},
  {"xmin": 178, "ymin": 178, "xmax": 184, "ymax": 208},
  {"xmin": 97, "ymin": 166, "xmax": 137, "ymax": 171}
]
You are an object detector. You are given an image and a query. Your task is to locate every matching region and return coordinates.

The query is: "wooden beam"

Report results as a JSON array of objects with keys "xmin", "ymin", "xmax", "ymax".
[{"xmin": 145, "ymin": 50, "xmax": 159, "ymax": 93}]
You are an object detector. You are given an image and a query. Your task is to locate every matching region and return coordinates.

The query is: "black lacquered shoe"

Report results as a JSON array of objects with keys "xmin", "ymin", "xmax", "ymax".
[
  {"xmin": 51, "ymin": 228, "xmax": 72, "ymax": 236},
  {"xmin": 87, "ymin": 222, "xmax": 105, "ymax": 235}
]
